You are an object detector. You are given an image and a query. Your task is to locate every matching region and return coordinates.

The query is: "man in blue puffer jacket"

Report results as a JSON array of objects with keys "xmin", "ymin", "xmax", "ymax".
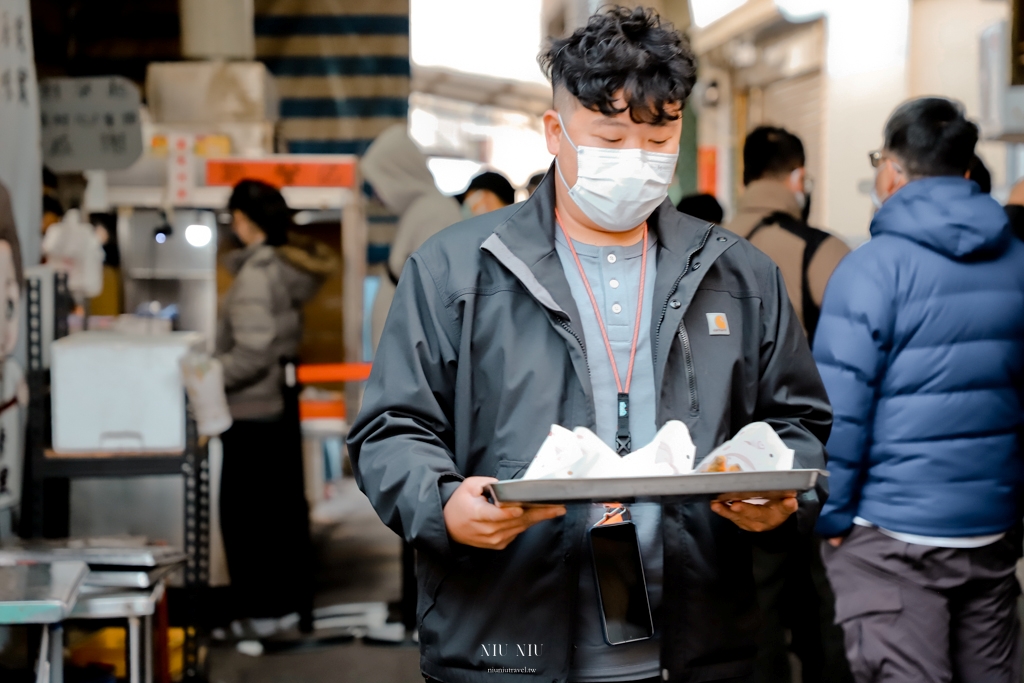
[{"xmin": 814, "ymin": 97, "xmax": 1024, "ymax": 682}]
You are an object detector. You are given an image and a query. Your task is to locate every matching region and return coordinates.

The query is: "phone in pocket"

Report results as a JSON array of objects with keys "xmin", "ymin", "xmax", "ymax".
[{"xmin": 589, "ymin": 521, "xmax": 654, "ymax": 645}]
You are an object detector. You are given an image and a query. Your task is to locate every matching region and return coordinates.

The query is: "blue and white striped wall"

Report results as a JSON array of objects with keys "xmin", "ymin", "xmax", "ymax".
[{"xmin": 255, "ymin": 0, "xmax": 411, "ymax": 155}]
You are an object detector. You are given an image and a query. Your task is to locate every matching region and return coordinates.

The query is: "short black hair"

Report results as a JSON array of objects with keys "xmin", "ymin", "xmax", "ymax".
[
  {"xmin": 539, "ymin": 6, "xmax": 696, "ymax": 125},
  {"xmin": 883, "ymin": 97, "xmax": 978, "ymax": 177},
  {"xmin": 967, "ymin": 153, "xmax": 991, "ymax": 193},
  {"xmin": 228, "ymin": 179, "xmax": 291, "ymax": 246},
  {"xmin": 676, "ymin": 193, "xmax": 723, "ymax": 224},
  {"xmin": 463, "ymin": 171, "xmax": 515, "ymax": 207},
  {"xmin": 743, "ymin": 126, "xmax": 805, "ymax": 186}
]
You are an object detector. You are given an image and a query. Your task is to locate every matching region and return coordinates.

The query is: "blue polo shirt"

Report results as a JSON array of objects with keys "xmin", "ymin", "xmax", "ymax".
[{"xmin": 555, "ymin": 230, "xmax": 661, "ymax": 683}]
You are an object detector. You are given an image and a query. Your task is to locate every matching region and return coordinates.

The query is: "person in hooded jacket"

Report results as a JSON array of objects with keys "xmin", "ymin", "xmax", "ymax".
[
  {"xmin": 815, "ymin": 97, "xmax": 1024, "ymax": 682},
  {"xmin": 216, "ymin": 179, "xmax": 337, "ymax": 635},
  {"xmin": 360, "ymin": 125, "xmax": 461, "ymax": 352}
]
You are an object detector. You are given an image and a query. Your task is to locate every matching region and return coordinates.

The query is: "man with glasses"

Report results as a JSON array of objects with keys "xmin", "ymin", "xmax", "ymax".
[{"xmin": 815, "ymin": 97, "xmax": 1024, "ymax": 682}]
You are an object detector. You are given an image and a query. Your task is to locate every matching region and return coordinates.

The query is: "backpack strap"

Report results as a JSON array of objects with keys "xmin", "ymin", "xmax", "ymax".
[{"xmin": 747, "ymin": 211, "xmax": 831, "ymax": 342}]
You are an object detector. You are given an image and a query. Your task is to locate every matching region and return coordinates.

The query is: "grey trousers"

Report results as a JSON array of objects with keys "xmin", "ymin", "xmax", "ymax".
[{"xmin": 821, "ymin": 525, "xmax": 1021, "ymax": 683}]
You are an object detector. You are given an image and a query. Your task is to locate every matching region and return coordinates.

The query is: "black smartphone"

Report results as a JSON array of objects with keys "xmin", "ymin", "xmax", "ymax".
[{"xmin": 589, "ymin": 521, "xmax": 654, "ymax": 646}]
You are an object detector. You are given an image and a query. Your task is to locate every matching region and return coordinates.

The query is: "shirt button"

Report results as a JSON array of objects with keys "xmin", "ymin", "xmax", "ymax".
[
  {"xmin": 611, "ymin": 303, "xmax": 622, "ymax": 314},
  {"xmin": 669, "ymin": 300, "xmax": 681, "ymax": 309},
  {"xmin": 609, "ymin": 279, "xmax": 619, "ymax": 289},
  {"xmin": 607, "ymin": 253, "xmax": 617, "ymax": 264}
]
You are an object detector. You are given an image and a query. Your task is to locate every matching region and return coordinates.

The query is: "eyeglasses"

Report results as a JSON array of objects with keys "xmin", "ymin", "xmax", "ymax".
[{"xmin": 869, "ymin": 150, "xmax": 906, "ymax": 176}]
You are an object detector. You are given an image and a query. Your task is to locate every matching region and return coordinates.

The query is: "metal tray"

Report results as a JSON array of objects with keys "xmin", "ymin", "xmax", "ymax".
[
  {"xmin": 0, "ymin": 543, "xmax": 186, "ymax": 568},
  {"xmin": 85, "ymin": 564, "xmax": 178, "ymax": 589},
  {"xmin": 0, "ymin": 561, "xmax": 90, "ymax": 625},
  {"xmin": 489, "ymin": 469, "xmax": 823, "ymax": 505}
]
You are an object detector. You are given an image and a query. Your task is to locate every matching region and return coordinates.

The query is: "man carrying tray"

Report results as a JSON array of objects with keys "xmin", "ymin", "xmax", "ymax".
[{"xmin": 347, "ymin": 7, "xmax": 832, "ymax": 683}]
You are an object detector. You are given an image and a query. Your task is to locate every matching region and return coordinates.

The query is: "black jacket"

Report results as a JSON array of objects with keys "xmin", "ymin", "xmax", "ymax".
[{"xmin": 348, "ymin": 173, "xmax": 832, "ymax": 683}]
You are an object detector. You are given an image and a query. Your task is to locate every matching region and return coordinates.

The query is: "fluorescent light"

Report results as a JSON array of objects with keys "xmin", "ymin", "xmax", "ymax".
[
  {"xmin": 185, "ymin": 224, "xmax": 212, "ymax": 248},
  {"xmin": 690, "ymin": 0, "xmax": 748, "ymax": 28}
]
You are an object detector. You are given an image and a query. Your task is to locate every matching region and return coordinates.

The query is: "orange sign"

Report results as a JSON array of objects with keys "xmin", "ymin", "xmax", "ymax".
[
  {"xmin": 697, "ymin": 146, "xmax": 717, "ymax": 197},
  {"xmin": 296, "ymin": 362, "xmax": 372, "ymax": 384},
  {"xmin": 206, "ymin": 157, "xmax": 357, "ymax": 189}
]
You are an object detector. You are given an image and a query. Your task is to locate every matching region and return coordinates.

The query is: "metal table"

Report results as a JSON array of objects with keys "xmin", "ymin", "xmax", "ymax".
[
  {"xmin": 0, "ymin": 560, "xmax": 89, "ymax": 683},
  {"xmin": 69, "ymin": 582, "xmax": 166, "ymax": 683}
]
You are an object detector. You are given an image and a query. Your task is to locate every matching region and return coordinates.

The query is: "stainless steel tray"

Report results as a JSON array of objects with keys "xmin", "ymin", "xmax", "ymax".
[
  {"xmin": 0, "ymin": 561, "xmax": 89, "ymax": 625},
  {"xmin": 85, "ymin": 564, "xmax": 178, "ymax": 589},
  {"xmin": 489, "ymin": 469, "xmax": 822, "ymax": 505},
  {"xmin": 0, "ymin": 543, "xmax": 186, "ymax": 568}
]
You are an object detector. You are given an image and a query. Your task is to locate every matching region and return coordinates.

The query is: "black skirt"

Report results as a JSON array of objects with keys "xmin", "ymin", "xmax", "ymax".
[{"xmin": 219, "ymin": 408, "xmax": 315, "ymax": 621}]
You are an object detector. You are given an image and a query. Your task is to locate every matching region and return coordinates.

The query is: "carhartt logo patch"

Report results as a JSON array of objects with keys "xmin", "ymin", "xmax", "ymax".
[{"xmin": 707, "ymin": 313, "xmax": 730, "ymax": 336}]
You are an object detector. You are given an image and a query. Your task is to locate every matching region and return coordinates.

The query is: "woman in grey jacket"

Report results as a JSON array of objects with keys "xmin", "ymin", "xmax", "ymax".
[{"xmin": 216, "ymin": 180, "xmax": 336, "ymax": 636}]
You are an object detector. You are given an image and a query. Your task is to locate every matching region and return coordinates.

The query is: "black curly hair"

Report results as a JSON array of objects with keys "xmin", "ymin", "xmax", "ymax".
[{"xmin": 538, "ymin": 6, "xmax": 696, "ymax": 125}]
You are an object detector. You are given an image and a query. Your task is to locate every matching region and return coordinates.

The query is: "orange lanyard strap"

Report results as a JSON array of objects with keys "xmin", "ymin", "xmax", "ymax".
[{"xmin": 556, "ymin": 209, "xmax": 649, "ymax": 455}]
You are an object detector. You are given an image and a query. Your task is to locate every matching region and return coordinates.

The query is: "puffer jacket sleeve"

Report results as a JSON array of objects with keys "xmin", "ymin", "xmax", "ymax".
[
  {"xmin": 218, "ymin": 261, "xmax": 277, "ymax": 390},
  {"xmin": 347, "ymin": 254, "xmax": 462, "ymax": 559},
  {"xmin": 754, "ymin": 264, "xmax": 833, "ymax": 538},
  {"xmin": 812, "ymin": 248, "xmax": 894, "ymax": 537}
]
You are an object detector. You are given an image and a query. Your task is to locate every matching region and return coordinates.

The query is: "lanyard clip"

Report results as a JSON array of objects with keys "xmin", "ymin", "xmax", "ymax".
[{"xmin": 616, "ymin": 392, "xmax": 630, "ymax": 456}]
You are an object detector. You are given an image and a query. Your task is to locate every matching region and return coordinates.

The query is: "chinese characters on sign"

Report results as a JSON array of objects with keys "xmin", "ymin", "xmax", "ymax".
[{"xmin": 38, "ymin": 75, "xmax": 143, "ymax": 172}]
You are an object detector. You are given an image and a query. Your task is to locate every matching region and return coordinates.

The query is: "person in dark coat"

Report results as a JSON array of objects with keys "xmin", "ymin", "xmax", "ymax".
[
  {"xmin": 348, "ymin": 7, "xmax": 832, "ymax": 683},
  {"xmin": 815, "ymin": 97, "xmax": 1024, "ymax": 682}
]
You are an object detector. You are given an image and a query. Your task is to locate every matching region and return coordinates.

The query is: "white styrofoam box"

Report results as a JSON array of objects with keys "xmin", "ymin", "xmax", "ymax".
[
  {"xmin": 51, "ymin": 331, "xmax": 204, "ymax": 453},
  {"xmin": 145, "ymin": 62, "xmax": 278, "ymax": 125}
]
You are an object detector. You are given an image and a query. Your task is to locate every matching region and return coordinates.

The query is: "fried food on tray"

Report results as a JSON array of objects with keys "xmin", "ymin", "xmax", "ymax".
[{"xmin": 700, "ymin": 455, "xmax": 743, "ymax": 473}]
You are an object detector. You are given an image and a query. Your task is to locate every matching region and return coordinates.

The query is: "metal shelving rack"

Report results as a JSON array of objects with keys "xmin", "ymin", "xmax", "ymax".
[{"xmin": 19, "ymin": 270, "xmax": 210, "ymax": 681}]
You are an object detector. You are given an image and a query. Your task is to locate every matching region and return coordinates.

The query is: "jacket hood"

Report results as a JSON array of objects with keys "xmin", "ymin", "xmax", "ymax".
[
  {"xmin": 224, "ymin": 237, "xmax": 337, "ymax": 305},
  {"xmin": 871, "ymin": 176, "xmax": 1011, "ymax": 259},
  {"xmin": 276, "ymin": 234, "xmax": 338, "ymax": 304},
  {"xmin": 360, "ymin": 125, "xmax": 440, "ymax": 216}
]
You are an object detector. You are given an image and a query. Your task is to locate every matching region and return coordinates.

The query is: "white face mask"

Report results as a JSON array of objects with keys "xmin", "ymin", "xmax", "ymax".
[
  {"xmin": 870, "ymin": 187, "xmax": 884, "ymax": 210},
  {"xmin": 555, "ymin": 115, "xmax": 678, "ymax": 232}
]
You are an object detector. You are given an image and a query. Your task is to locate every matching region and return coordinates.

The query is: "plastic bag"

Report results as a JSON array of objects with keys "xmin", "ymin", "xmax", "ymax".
[{"xmin": 180, "ymin": 353, "xmax": 232, "ymax": 436}]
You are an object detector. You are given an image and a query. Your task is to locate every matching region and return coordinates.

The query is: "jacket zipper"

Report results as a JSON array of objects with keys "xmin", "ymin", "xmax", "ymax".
[
  {"xmin": 558, "ymin": 316, "xmax": 589, "ymax": 373},
  {"xmin": 654, "ymin": 224, "xmax": 714, "ymax": 364},
  {"xmin": 678, "ymin": 322, "xmax": 699, "ymax": 414}
]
